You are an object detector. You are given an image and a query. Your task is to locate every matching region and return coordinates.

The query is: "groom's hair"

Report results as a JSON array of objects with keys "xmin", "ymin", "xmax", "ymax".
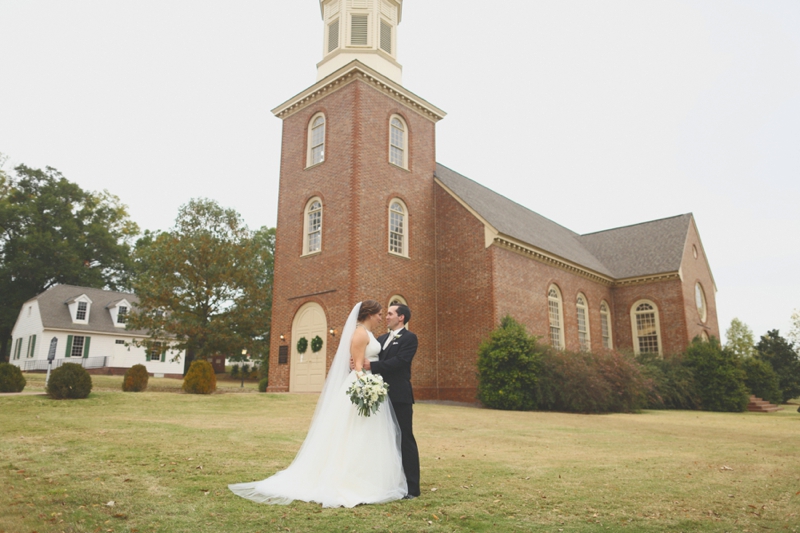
[{"xmin": 395, "ymin": 304, "xmax": 411, "ymax": 325}]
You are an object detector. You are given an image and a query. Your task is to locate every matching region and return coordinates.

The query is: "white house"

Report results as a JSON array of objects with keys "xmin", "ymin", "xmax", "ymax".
[{"xmin": 9, "ymin": 285, "xmax": 185, "ymax": 378}]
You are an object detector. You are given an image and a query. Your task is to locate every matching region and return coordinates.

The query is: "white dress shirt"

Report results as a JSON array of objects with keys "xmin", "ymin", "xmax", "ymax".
[{"xmin": 382, "ymin": 327, "xmax": 405, "ymax": 350}]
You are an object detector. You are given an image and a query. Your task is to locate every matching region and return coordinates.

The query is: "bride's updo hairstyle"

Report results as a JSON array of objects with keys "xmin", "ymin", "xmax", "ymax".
[{"xmin": 358, "ymin": 300, "xmax": 382, "ymax": 322}]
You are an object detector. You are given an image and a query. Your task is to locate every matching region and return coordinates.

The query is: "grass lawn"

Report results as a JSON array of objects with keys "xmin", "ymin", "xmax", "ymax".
[{"xmin": 1, "ymin": 375, "xmax": 799, "ymax": 533}]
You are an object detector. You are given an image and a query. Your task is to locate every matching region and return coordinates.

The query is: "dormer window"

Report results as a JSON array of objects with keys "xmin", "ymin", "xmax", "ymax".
[
  {"xmin": 76, "ymin": 302, "xmax": 88, "ymax": 321},
  {"xmin": 117, "ymin": 306, "xmax": 128, "ymax": 324},
  {"xmin": 67, "ymin": 294, "xmax": 93, "ymax": 323}
]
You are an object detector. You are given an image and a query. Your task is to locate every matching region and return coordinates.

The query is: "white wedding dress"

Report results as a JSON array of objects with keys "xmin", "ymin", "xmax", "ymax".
[{"xmin": 229, "ymin": 303, "xmax": 407, "ymax": 508}]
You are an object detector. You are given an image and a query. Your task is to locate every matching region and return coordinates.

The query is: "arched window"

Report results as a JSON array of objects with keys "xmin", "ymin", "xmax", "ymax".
[
  {"xmin": 548, "ymin": 285, "xmax": 565, "ymax": 350},
  {"xmin": 600, "ymin": 301, "xmax": 613, "ymax": 349},
  {"xmin": 576, "ymin": 293, "xmax": 590, "ymax": 351},
  {"xmin": 631, "ymin": 300, "xmax": 662, "ymax": 355},
  {"xmin": 307, "ymin": 113, "xmax": 326, "ymax": 167},
  {"xmin": 695, "ymin": 282, "xmax": 707, "ymax": 323},
  {"xmin": 389, "ymin": 115, "xmax": 408, "ymax": 169},
  {"xmin": 388, "ymin": 199, "xmax": 408, "ymax": 257},
  {"xmin": 303, "ymin": 198, "xmax": 323, "ymax": 255}
]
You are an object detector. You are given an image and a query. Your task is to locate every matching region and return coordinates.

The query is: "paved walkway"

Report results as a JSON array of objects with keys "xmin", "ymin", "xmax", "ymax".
[{"xmin": 0, "ymin": 391, "xmax": 47, "ymax": 397}]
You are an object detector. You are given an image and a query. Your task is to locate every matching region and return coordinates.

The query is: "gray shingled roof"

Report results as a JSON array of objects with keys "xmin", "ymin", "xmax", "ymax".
[
  {"xmin": 434, "ymin": 163, "xmax": 690, "ymax": 279},
  {"xmin": 30, "ymin": 284, "xmax": 148, "ymax": 336}
]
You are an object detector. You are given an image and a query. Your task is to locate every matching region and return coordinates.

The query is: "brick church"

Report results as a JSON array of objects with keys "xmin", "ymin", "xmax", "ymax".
[{"xmin": 267, "ymin": 0, "xmax": 719, "ymax": 402}]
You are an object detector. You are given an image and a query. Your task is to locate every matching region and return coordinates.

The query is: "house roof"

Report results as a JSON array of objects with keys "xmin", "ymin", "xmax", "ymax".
[
  {"xmin": 434, "ymin": 163, "xmax": 691, "ymax": 280},
  {"xmin": 27, "ymin": 284, "xmax": 147, "ymax": 336}
]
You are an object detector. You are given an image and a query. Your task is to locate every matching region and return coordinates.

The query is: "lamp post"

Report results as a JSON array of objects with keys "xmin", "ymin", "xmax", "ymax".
[{"xmin": 240, "ymin": 349, "xmax": 247, "ymax": 388}]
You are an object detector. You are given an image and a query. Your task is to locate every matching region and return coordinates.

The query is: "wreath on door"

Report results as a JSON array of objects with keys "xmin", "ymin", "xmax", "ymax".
[
  {"xmin": 296, "ymin": 337, "xmax": 308, "ymax": 354},
  {"xmin": 311, "ymin": 335, "xmax": 324, "ymax": 353}
]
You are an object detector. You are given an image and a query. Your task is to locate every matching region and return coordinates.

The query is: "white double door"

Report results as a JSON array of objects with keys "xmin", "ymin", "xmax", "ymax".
[{"xmin": 289, "ymin": 302, "xmax": 328, "ymax": 393}]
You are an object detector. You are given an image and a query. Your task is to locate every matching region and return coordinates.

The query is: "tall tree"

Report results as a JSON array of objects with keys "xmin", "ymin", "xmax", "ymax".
[
  {"xmin": 725, "ymin": 318, "xmax": 756, "ymax": 359},
  {"xmin": 127, "ymin": 199, "xmax": 274, "ymax": 364},
  {"xmin": 755, "ymin": 330, "xmax": 800, "ymax": 403},
  {"xmin": 0, "ymin": 164, "xmax": 138, "ymax": 361},
  {"xmin": 789, "ymin": 309, "xmax": 800, "ymax": 347}
]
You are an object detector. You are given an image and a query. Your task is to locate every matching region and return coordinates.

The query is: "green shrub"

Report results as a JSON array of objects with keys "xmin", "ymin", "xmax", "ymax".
[
  {"xmin": 477, "ymin": 316, "xmax": 542, "ymax": 410},
  {"xmin": 182, "ymin": 360, "xmax": 217, "ymax": 394},
  {"xmin": 684, "ymin": 337, "xmax": 748, "ymax": 412},
  {"xmin": 122, "ymin": 364, "xmax": 149, "ymax": 392},
  {"xmin": 47, "ymin": 363, "xmax": 92, "ymax": 399},
  {"xmin": 230, "ymin": 364, "xmax": 239, "ymax": 378},
  {"xmin": 742, "ymin": 357, "xmax": 782, "ymax": 405},
  {"xmin": 637, "ymin": 352, "xmax": 701, "ymax": 410},
  {"xmin": 756, "ymin": 330, "xmax": 800, "ymax": 403},
  {"xmin": 536, "ymin": 349, "xmax": 650, "ymax": 413},
  {"xmin": 0, "ymin": 363, "xmax": 26, "ymax": 393},
  {"xmin": 242, "ymin": 364, "xmax": 251, "ymax": 378},
  {"xmin": 258, "ymin": 377, "xmax": 268, "ymax": 393}
]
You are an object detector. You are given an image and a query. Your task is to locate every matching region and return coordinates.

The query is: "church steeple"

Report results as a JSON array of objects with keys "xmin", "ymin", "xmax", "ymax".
[{"xmin": 317, "ymin": 0, "xmax": 403, "ymax": 84}]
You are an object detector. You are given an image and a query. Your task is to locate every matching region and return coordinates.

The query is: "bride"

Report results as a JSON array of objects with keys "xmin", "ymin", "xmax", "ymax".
[{"xmin": 229, "ymin": 300, "xmax": 407, "ymax": 508}]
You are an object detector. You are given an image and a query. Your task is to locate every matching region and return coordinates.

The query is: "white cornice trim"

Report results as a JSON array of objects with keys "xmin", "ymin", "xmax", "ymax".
[
  {"xmin": 272, "ymin": 60, "xmax": 446, "ymax": 123},
  {"xmin": 44, "ymin": 327, "xmax": 150, "ymax": 338}
]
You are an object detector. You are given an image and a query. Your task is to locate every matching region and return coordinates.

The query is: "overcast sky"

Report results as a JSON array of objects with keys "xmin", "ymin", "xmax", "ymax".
[{"xmin": 1, "ymin": 0, "xmax": 798, "ymax": 342}]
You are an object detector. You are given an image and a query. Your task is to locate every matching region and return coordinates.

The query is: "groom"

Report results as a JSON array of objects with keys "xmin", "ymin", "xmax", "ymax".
[{"xmin": 363, "ymin": 304, "xmax": 421, "ymax": 499}]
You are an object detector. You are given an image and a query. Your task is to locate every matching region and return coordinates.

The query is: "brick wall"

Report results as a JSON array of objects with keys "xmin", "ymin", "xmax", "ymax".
[{"xmin": 268, "ymin": 79, "xmax": 439, "ymax": 394}]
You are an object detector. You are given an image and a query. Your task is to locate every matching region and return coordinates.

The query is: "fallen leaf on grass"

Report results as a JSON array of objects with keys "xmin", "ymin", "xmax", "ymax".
[
  {"xmin": 432, "ymin": 514, "xmax": 439, "ymax": 520},
  {"xmin": 720, "ymin": 466, "xmax": 733, "ymax": 471},
  {"xmin": 430, "ymin": 488, "xmax": 437, "ymax": 492},
  {"xmin": 106, "ymin": 501, "xmax": 115, "ymax": 507}
]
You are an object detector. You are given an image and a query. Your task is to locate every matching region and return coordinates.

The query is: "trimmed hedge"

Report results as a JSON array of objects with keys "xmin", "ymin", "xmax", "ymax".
[
  {"xmin": 684, "ymin": 337, "xmax": 748, "ymax": 412},
  {"xmin": 182, "ymin": 360, "xmax": 217, "ymax": 394},
  {"xmin": 122, "ymin": 364, "xmax": 150, "ymax": 392},
  {"xmin": 47, "ymin": 363, "xmax": 93, "ymax": 399},
  {"xmin": 536, "ymin": 349, "xmax": 650, "ymax": 414},
  {"xmin": 0, "ymin": 363, "xmax": 26, "ymax": 393},
  {"xmin": 742, "ymin": 357, "xmax": 782, "ymax": 405},
  {"xmin": 477, "ymin": 316, "xmax": 542, "ymax": 410},
  {"xmin": 258, "ymin": 377, "xmax": 268, "ymax": 393},
  {"xmin": 637, "ymin": 352, "xmax": 701, "ymax": 410}
]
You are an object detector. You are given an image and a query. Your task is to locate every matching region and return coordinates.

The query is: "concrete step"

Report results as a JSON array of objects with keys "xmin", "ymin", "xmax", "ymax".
[{"xmin": 747, "ymin": 395, "xmax": 783, "ymax": 413}]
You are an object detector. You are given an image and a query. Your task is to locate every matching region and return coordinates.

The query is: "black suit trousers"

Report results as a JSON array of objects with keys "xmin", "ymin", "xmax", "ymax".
[{"xmin": 393, "ymin": 402, "xmax": 420, "ymax": 496}]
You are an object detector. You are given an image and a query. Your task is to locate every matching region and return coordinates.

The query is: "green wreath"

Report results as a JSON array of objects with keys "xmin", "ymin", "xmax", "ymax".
[
  {"xmin": 311, "ymin": 335, "xmax": 324, "ymax": 353},
  {"xmin": 296, "ymin": 337, "xmax": 308, "ymax": 354}
]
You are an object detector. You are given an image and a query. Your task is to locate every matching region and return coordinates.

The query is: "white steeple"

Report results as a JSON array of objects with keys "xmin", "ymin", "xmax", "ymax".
[{"xmin": 317, "ymin": 0, "xmax": 403, "ymax": 84}]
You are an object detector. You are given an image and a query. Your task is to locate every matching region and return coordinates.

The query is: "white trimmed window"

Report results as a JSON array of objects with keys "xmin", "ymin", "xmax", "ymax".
[
  {"xmin": 71, "ymin": 336, "xmax": 86, "ymax": 358},
  {"xmin": 303, "ymin": 198, "xmax": 323, "ymax": 255},
  {"xmin": 631, "ymin": 300, "xmax": 662, "ymax": 355},
  {"xmin": 117, "ymin": 306, "xmax": 128, "ymax": 324},
  {"xmin": 307, "ymin": 113, "xmax": 326, "ymax": 167},
  {"xmin": 576, "ymin": 293, "xmax": 590, "ymax": 351},
  {"xmin": 147, "ymin": 342, "xmax": 164, "ymax": 362},
  {"xmin": 600, "ymin": 301, "xmax": 613, "ymax": 349},
  {"xmin": 695, "ymin": 282, "xmax": 707, "ymax": 323},
  {"xmin": 548, "ymin": 285, "xmax": 565, "ymax": 350},
  {"xmin": 76, "ymin": 301, "xmax": 88, "ymax": 321},
  {"xmin": 388, "ymin": 199, "xmax": 408, "ymax": 257},
  {"xmin": 389, "ymin": 115, "xmax": 408, "ymax": 169}
]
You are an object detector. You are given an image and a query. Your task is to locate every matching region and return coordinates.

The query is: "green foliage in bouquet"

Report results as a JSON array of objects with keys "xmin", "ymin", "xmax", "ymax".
[
  {"xmin": 684, "ymin": 337, "xmax": 748, "ymax": 412},
  {"xmin": 346, "ymin": 374, "xmax": 389, "ymax": 417},
  {"xmin": 296, "ymin": 337, "xmax": 308, "ymax": 354},
  {"xmin": 477, "ymin": 316, "xmax": 542, "ymax": 411},
  {"xmin": 0, "ymin": 363, "xmax": 26, "ymax": 393},
  {"xmin": 742, "ymin": 356, "xmax": 782, "ymax": 405},
  {"xmin": 47, "ymin": 363, "xmax": 93, "ymax": 399},
  {"xmin": 311, "ymin": 335, "xmax": 323, "ymax": 353},
  {"xmin": 182, "ymin": 360, "xmax": 217, "ymax": 395},
  {"xmin": 122, "ymin": 364, "xmax": 149, "ymax": 392}
]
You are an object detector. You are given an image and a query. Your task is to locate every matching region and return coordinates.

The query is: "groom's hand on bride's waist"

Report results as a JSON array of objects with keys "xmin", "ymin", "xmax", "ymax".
[{"xmin": 348, "ymin": 358, "xmax": 371, "ymax": 371}]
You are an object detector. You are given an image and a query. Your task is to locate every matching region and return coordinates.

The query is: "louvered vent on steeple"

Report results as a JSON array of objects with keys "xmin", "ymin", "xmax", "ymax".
[
  {"xmin": 349, "ymin": 0, "xmax": 370, "ymax": 8},
  {"xmin": 380, "ymin": 21, "xmax": 392, "ymax": 54},
  {"xmin": 328, "ymin": 19, "xmax": 340, "ymax": 52},
  {"xmin": 350, "ymin": 14, "xmax": 369, "ymax": 45}
]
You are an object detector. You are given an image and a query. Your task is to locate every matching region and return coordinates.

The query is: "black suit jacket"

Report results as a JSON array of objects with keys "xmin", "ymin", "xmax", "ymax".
[{"xmin": 371, "ymin": 329, "xmax": 417, "ymax": 405}]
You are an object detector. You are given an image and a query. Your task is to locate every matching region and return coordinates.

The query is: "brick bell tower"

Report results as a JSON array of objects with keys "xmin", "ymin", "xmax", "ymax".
[{"xmin": 267, "ymin": 0, "xmax": 445, "ymax": 396}]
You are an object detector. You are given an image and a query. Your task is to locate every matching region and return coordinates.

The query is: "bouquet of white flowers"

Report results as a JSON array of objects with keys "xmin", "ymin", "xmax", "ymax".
[{"xmin": 346, "ymin": 373, "xmax": 389, "ymax": 417}]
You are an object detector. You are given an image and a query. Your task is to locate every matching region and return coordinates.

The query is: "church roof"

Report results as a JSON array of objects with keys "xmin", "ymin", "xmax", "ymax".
[
  {"xmin": 434, "ymin": 163, "xmax": 691, "ymax": 280},
  {"xmin": 26, "ymin": 284, "xmax": 147, "ymax": 336}
]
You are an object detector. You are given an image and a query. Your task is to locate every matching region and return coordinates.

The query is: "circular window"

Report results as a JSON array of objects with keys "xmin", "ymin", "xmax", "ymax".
[
  {"xmin": 692, "ymin": 245, "xmax": 698, "ymax": 259},
  {"xmin": 695, "ymin": 283, "xmax": 707, "ymax": 323}
]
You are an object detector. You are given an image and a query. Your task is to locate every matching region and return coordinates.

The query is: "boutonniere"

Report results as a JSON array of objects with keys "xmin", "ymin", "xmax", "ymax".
[{"xmin": 393, "ymin": 333, "xmax": 403, "ymax": 339}]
